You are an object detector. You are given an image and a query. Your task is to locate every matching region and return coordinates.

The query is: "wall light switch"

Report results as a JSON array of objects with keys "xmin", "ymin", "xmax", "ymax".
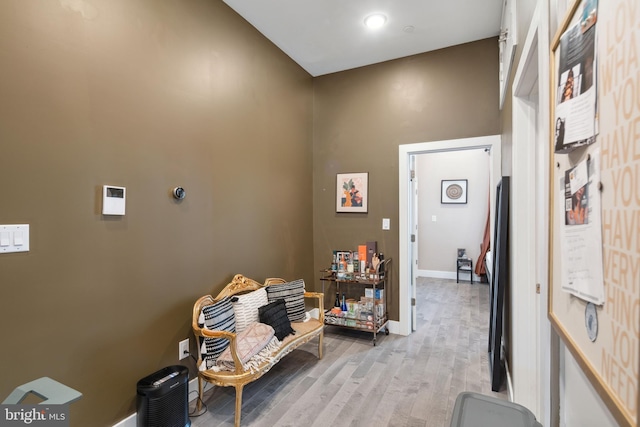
[
  {"xmin": 382, "ymin": 218, "xmax": 390, "ymax": 230},
  {"xmin": 13, "ymin": 231, "xmax": 23, "ymax": 246},
  {"xmin": 432, "ymin": 215, "xmax": 437, "ymax": 222}
]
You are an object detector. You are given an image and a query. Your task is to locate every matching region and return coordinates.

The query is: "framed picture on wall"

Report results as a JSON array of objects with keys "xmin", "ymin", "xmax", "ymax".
[
  {"xmin": 336, "ymin": 172, "xmax": 368, "ymax": 213},
  {"xmin": 441, "ymin": 179, "xmax": 468, "ymax": 204}
]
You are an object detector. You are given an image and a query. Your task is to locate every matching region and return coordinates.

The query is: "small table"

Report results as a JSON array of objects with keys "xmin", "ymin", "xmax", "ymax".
[{"xmin": 456, "ymin": 257, "xmax": 473, "ymax": 283}]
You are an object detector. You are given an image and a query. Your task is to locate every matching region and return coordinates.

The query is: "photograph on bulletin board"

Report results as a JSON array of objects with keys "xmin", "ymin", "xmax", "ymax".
[{"xmin": 553, "ymin": 0, "xmax": 598, "ymax": 154}]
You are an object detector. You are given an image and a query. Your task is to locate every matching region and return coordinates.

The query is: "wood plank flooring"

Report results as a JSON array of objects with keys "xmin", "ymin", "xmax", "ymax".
[{"xmin": 189, "ymin": 277, "xmax": 507, "ymax": 427}]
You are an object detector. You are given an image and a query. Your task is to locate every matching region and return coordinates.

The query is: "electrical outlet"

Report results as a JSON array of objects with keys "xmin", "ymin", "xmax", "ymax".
[{"xmin": 178, "ymin": 338, "xmax": 189, "ymax": 360}]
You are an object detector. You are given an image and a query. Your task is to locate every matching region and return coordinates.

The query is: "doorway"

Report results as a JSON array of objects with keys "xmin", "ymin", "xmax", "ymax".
[
  {"xmin": 397, "ymin": 135, "xmax": 501, "ymax": 336},
  {"xmin": 413, "ymin": 149, "xmax": 492, "ymax": 284}
]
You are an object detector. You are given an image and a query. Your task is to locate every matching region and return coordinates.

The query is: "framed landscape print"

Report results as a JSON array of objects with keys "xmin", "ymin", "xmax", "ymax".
[
  {"xmin": 336, "ymin": 172, "xmax": 368, "ymax": 213},
  {"xmin": 441, "ymin": 179, "xmax": 468, "ymax": 204}
]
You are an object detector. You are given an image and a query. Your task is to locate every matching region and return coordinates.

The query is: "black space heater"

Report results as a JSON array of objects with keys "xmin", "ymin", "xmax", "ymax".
[{"xmin": 136, "ymin": 365, "xmax": 191, "ymax": 427}]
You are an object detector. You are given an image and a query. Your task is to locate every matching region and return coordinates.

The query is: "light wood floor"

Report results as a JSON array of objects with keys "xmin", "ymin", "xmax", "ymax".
[{"xmin": 189, "ymin": 277, "xmax": 507, "ymax": 427}]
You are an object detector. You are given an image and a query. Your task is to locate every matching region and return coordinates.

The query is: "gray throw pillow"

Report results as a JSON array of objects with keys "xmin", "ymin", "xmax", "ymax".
[{"xmin": 266, "ymin": 279, "xmax": 305, "ymax": 322}]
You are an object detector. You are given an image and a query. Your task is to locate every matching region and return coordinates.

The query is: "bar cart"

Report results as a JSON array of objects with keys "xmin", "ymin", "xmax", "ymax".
[{"xmin": 320, "ymin": 258, "xmax": 391, "ymax": 345}]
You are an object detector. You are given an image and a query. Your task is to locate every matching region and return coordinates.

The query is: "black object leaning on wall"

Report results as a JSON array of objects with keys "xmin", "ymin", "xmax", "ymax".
[{"xmin": 488, "ymin": 176, "xmax": 509, "ymax": 392}]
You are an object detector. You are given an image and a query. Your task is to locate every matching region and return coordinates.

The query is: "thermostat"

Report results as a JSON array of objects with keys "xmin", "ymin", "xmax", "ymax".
[
  {"xmin": 173, "ymin": 187, "xmax": 186, "ymax": 200},
  {"xmin": 102, "ymin": 185, "xmax": 126, "ymax": 215}
]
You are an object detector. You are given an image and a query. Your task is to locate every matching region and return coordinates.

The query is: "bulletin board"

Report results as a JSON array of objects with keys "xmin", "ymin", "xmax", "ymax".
[{"xmin": 548, "ymin": 0, "xmax": 639, "ymax": 426}]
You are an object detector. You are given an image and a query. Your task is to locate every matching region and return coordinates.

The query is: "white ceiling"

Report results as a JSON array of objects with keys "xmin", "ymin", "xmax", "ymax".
[{"xmin": 223, "ymin": 0, "xmax": 505, "ymax": 77}]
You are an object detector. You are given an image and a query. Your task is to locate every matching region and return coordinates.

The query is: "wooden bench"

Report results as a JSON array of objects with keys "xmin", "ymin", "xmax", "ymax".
[{"xmin": 192, "ymin": 274, "xmax": 324, "ymax": 426}]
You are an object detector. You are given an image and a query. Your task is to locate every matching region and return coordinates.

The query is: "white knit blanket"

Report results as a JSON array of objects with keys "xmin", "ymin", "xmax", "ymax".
[{"xmin": 202, "ymin": 322, "xmax": 281, "ymax": 373}]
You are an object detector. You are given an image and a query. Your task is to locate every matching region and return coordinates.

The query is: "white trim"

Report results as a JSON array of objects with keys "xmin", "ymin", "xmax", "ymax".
[
  {"xmin": 416, "ymin": 269, "xmax": 481, "ymax": 282},
  {"xmin": 511, "ymin": 44, "xmax": 539, "ymax": 420},
  {"xmin": 398, "ymin": 135, "xmax": 501, "ymax": 336},
  {"xmin": 536, "ymin": 0, "xmax": 553, "ymax": 423},
  {"xmin": 418, "ymin": 269, "xmax": 456, "ymax": 280},
  {"xmin": 510, "ymin": 1, "xmax": 552, "ymax": 423},
  {"xmin": 505, "ymin": 354, "xmax": 515, "ymax": 402},
  {"xmin": 387, "ymin": 320, "xmax": 401, "ymax": 335},
  {"xmin": 112, "ymin": 413, "xmax": 136, "ymax": 427}
]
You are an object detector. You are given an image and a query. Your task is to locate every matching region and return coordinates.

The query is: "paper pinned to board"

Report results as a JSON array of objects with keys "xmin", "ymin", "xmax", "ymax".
[{"xmin": 560, "ymin": 149, "xmax": 604, "ymax": 305}]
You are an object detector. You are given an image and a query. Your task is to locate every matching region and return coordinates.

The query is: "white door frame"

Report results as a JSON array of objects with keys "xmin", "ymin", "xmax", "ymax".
[
  {"xmin": 396, "ymin": 135, "xmax": 501, "ymax": 336},
  {"xmin": 511, "ymin": 1, "xmax": 552, "ymax": 423}
]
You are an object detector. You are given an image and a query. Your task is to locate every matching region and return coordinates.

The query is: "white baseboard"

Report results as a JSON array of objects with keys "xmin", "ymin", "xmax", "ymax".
[
  {"xmin": 505, "ymin": 354, "xmax": 514, "ymax": 402},
  {"xmin": 387, "ymin": 320, "xmax": 402, "ymax": 335},
  {"xmin": 418, "ymin": 269, "xmax": 455, "ymax": 279},
  {"xmin": 112, "ymin": 413, "xmax": 136, "ymax": 427},
  {"xmin": 417, "ymin": 269, "xmax": 479, "ymax": 282}
]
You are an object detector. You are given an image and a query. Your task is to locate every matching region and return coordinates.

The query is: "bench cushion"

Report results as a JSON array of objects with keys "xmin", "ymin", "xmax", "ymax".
[{"xmin": 266, "ymin": 279, "xmax": 305, "ymax": 322}]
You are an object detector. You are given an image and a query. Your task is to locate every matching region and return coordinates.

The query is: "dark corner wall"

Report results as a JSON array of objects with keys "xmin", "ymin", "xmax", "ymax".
[
  {"xmin": 0, "ymin": 1, "xmax": 500, "ymax": 425},
  {"xmin": 312, "ymin": 37, "xmax": 500, "ymax": 320},
  {"xmin": 0, "ymin": 1, "xmax": 313, "ymax": 426}
]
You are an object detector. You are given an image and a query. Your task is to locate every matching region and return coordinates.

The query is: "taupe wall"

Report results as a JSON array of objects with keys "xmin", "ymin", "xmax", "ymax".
[
  {"xmin": 0, "ymin": 1, "xmax": 313, "ymax": 426},
  {"xmin": 312, "ymin": 38, "xmax": 500, "ymax": 320}
]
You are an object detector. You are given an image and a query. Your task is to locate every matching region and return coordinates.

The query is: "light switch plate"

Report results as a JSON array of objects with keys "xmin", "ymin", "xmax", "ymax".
[
  {"xmin": 0, "ymin": 224, "xmax": 29, "ymax": 253},
  {"xmin": 382, "ymin": 218, "xmax": 390, "ymax": 230}
]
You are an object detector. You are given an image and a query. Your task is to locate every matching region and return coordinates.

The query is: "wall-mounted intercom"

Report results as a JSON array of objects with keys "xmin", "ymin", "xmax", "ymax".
[{"xmin": 102, "ymin": 185, "xmax": 126, "ymax": 215}]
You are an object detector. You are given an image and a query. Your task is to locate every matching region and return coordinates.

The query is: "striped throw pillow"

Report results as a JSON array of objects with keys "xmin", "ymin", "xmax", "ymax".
[
  {"xmin": 266, "ymin": 279, "xmax": 305, "ymax": 322},
  {"xmin": 198, "ymin": 296, "xmax": 236, "ymax": 370},
  {"xmin": 231, "ymin": 287, "xmax": 268, "ymax": 333}
]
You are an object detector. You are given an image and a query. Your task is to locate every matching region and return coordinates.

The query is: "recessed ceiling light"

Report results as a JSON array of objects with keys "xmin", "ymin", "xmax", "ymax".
[{"xmin": 364, "ymin": 14, "xmax": 387, "ymax": 29}]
